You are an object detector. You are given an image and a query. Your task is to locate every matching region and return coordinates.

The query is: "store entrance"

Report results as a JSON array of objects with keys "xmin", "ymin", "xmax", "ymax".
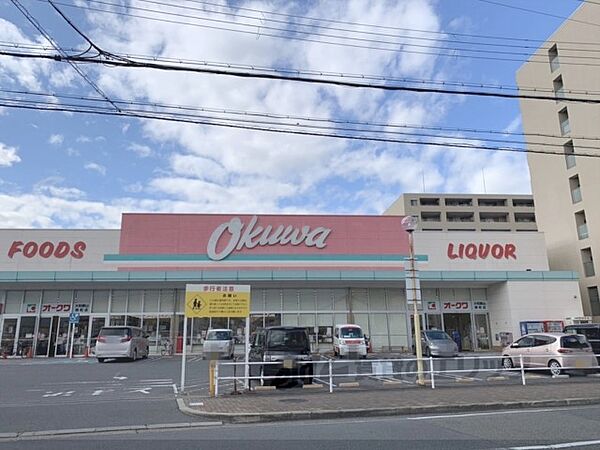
[{"xmin": 443, "ymin": 313, "xmax": 473, "ymax": 351}]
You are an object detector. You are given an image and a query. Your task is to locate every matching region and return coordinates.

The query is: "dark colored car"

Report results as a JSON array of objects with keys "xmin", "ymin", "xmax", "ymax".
[
  {"xmin": 564, "ymin": 324, "xmax": 600, "ymax": 363},
  {"xmin": 249, "ymin": 326, "xmax": 313, "ymax": 387}
]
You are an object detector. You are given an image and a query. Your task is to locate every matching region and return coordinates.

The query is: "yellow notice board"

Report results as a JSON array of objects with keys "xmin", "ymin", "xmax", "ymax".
[{"xmin": 185, "ymin": 284, "xmax": 250, "ymax": 318}]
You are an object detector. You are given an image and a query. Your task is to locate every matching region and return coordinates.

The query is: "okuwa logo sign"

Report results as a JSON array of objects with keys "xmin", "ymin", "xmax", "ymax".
[{"xmin": 207, "ymin": 216, "xmax": 331, "ymax": 261}]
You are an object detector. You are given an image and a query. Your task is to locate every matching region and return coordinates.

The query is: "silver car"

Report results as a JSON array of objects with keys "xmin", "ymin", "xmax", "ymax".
[
  {"xmin": 502, "ymin": 332, "xmax": 597, "ymax": 376},
  {"xmin": 202, "ymin": 329, "xmax": 235, "ymax": 359},
  {"xmin": 96, "ymin": 326, "xmax": 149, "ymax": 363},
  {"xmin": 417, "ymin": 330, "xmax": 459, "ymax": 357}
]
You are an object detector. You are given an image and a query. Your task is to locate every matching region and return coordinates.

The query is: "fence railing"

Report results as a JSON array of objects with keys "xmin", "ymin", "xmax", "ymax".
[{"xmin": 212, "ymin": 353, "xmax": 600, "ymax": 397}]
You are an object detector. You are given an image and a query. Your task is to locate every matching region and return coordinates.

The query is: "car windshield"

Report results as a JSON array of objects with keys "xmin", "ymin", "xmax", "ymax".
[
  {"xmin": 340, "ymin": 327, "xmax": 363, "ymax": 338},
  {"xmin": 561, "ymin": 335, "xmax": 590, "ymax": 349},
  {"xmin": 206, "ymin": 330, "xmax": 232, "ymax": 341},
  {"xmin": 425, "ymin": 331, "xmax": 451, "ymax": 341},
  {"xmin": 267, "ymin": 329, "xmax": 309, "ymax": 349},
  {"xmin": 99, "ymin": 328, "xmax": 129, "ymax": 337}
]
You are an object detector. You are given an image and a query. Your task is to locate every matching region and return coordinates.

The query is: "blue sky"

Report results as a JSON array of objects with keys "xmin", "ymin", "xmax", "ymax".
[{"xmin": 0, "ymin": 0, "xmax": 586, "ymax": 227}]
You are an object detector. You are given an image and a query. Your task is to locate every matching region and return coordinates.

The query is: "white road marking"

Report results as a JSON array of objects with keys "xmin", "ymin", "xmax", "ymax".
[
  {"xmin": 172, "ymin": 383, "xmax": 178, "ymax": 394},
  {"xmin": 131, "ymin": 388, "xmax": 152, "ymax": 395},
  {"xmin": 509, "ymin": 440, "xmax": 600, "ymax": 449},
  {"xmin": 141, "ymin": 379, "xmax": 172, "ymax": 382},
  {"xmin": 313, "ymin": 377, "xmax": 336, "ymax": 387},
  {"xmin": 407, "ymin": 409, "xmax": 557, "ymax": 421},
  {"xmin": 92, "ymin": 390, "xmax": 103, "ymax": 396},
  {"xmin": 42, "ymin": 392, "xmax": 63, "ymax": 398},
  {"xmin": 113, "ymin": 376, "xmax": 127, "ymax": 380},
  {"xmin": 189, "ymin": 402, "xmax": 204, "ymax": 406}
]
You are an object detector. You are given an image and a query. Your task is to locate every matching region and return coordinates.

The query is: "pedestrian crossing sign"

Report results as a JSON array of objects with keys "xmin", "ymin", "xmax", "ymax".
[{"xmin": 184, "ymin": 284, "xmax": 250, "ymax": 318}]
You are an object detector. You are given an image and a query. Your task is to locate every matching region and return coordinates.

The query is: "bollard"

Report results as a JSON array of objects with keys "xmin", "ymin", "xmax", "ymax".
[
  {"xmin": 519, "ymin": 354, "xmax": 526, "ymax": 386},
  {"xmin": 215, "ymin": 362, "xmax": 219, "ymax": 398},
  {"xmin": 429, "ymin": 356, "xmax": 435, "ymax": 389},
  {"xmin": 329, "ymin": 359, "xmax": 333, "ymax": 393},
  {"xmin": 209, "ymin": 360, "xmax": 216, "ymax": 397}
]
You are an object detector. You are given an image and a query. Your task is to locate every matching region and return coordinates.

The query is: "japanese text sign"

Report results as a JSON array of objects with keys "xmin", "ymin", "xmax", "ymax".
[{"xmin": 185, "ymin": 284, "xmax": 250, "ymax": 318}]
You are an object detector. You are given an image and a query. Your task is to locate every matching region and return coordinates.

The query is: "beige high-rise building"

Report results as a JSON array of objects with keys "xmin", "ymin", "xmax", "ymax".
[{"xmin": 517, "ymin": 3, "xmax": 600, "ymax": 319}]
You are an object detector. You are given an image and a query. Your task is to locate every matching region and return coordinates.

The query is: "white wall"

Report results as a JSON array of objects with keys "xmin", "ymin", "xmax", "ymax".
[
  {"xmin": 488, "ymin": 280, "xmax": 583, "ymax": 346},
  {"xmin": 0, "ymin": 230, "xmax": 119, "ymax": 271},
  {"xmin": 414, "ymin": 231, "xmax": 550, "ymax": 271}
]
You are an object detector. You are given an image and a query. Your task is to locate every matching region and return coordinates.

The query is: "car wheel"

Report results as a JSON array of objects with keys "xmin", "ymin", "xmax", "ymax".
[
  {"xmin": 97, "ymin": 358, "xmax": 105, "ymax": 363},
  {"xmin": 303, "ymin": 365, "xmax": 313, "ymax": 385},
  {"xmin": 549, "ymin": 360, "xmax": 562, "ymax": 376},
  {"xmin": 132, "ymin": 349, "xmax": 137, "ymax": 362},
  {"xmin": 502, "ymin": 357, "xmax": 514, "ymax": 370},
  {"xmin": 143, "ymin": 347, "xmax": 149, "ymax": 359}
]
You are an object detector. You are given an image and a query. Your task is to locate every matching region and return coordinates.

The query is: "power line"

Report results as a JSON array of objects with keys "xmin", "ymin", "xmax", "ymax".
[
  {"xmin": 2, "ymin": 93, "xmax": 600, "ymax": 159},
  {"xmin": 43, "ymin": 0, "xmax": 600, "ymax": 67},
  {"xmin": 4, "ymin": 87, "xmax": 600, "ymax": 147},
  {"xmin": 9, "ymin": 0, "xmax": 121, "ymax": 112},
  {"xmin": 140, "ymin": 0, "xmax": 600, "ymax": 47},
  {"xmin": 4, "ymin": 48, "xmax": 600, "ymax": 104},
  {"xmin": 474, "ymin": 0, "xmax": 600, "ymax": 29},
  {"xmin": 114, "ymin": 0, "xmax": 600, "ymax": 55}
]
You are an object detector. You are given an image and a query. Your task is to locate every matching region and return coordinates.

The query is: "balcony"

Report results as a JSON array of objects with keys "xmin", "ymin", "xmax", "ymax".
[
  {"xmin": 515, "ymin": 213, "xmax": 536, "ymax": 223},
  {"xmin": 478, "ymin": 199, "xmax": 507, "ymax": 207},
  {"xmin": 447, "ymin": 212, "xmax": 474, "ymax": 223},
  {"xmin": 512, "ymin": 199, "xmax": 534, "ymax": 208},
  {"xmin": 445, "ymin": 198, "xmax": 473, "ymax": 207},
  {"xmin": 419, "ymin": 198, "xmax": 440, "ymax": 206}
]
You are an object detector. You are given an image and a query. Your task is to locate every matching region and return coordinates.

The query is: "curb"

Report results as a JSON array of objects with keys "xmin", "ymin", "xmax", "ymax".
[
  {"xmin": 0, "ymin": 421, "xmax": 223, "ymax": 440},
  {"xmin": 176, "ymin": 397, "xmax": 600, "ymax": 424}
]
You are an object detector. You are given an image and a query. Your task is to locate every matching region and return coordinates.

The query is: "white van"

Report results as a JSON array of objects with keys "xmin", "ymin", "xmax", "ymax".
[{"xmin": 333, "ymin": 324, "xmax": 367, "ymax": 358}]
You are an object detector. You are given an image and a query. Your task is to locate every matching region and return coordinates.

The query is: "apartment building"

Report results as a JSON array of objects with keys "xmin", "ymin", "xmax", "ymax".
[
  {"xmin": 517, "ymin": 3, "xmax": 600, "ymax": 319},
  {"xmin": 384, "ymin": 193, "xmax": 537, "ymax": 232}
]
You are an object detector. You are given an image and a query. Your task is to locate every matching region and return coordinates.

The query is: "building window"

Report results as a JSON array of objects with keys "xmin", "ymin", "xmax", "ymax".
[
  {"xmin": 564, "ymin": 141, "xmax": 576, "ymax": 169},
  {"xmin": 410, "ymin": 199, "xmax": 418, "ymax": 206},
  {"xmin": 512, "ymin": 198, "xmax": 534, "ymax": 207},
  {"xmin": 588, "ymin": 287, "xmax": 600, "ymax": 316},
  {"xmin": 569, "ymin": 175, "xmax": 582, "ymax": 204},
  {"xmin": 514, "ymin": 212, "xmax": 536, "ymax": 223},
  {"xmin": 419, "ymin": 197, "xmax": 440, "ymax": 206},
  {"xmin": 477, "ymin": 198, "xmax": 507, "ymax": 207},
  {"xmin": 581, "ymin": 248, "xmax": 595, "ymax": 278},
  {"xmin": 444, "ymin": 198, "xmax": 473, "ymax": 207},
  {"xmin": 559, "ymin": 108, "xmax": 570, "ymax": 135},
  {"xmin": 553, "ymin": 75, "xmax": 565, "ymax": 101},
  {"xmin": 446, "ymin": 212, "xmax": 474, "ymax": 223},
  {"xmin": 575, "ymin": 210, "xmax": 588, "ymax": 240},
  {"xmin": 479, "ymin": 212, "xmax": 509, "ymax": 223},
  {"xmin": 420, "ymin": 212, "xmax": 441, "ymax": 222},
  {"xmin": 549, "ymin": 44, "xmax": 560, "ymax": 72}
]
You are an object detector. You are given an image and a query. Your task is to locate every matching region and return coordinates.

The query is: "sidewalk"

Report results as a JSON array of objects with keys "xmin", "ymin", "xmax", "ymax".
[{"xmin": 178, "ymin": 378, "xmax": 600, "ymax": 423}]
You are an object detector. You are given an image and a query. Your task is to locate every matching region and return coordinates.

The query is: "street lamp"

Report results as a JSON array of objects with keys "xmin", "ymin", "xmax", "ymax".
[{"xmin": 401, "ymin": 215, "xmax": 425, "ymax": 386}]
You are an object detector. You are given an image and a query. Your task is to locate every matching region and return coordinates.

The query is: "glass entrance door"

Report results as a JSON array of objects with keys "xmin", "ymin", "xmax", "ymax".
[
  {"xmin": 474, "ymin": 314, "xmax": 491, "ymax": 350},
  {"xmin": 54, "ymin": 317, "xmax": 70, "ymax": 357},
  {"xmin": 17, "ymin": 317, "xmax": 36, "ymax": 357},
  {"xmin": 443, "ymin": 313, "xmax": 473, "ymax": 351},
  {"xmin": 1, "ymin": 318, "xmax": 18, "ymax": 356},
  {"xmin": 36, "ymin": 317, "xmax": 52, "ymax": 356},
  {"xmin": 72, "ymin": 316, "xmax": 89, "ymax": 356}
]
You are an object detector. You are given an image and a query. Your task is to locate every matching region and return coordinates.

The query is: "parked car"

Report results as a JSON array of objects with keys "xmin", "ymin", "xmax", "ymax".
[
  {"xmin": 96, "ymin": 326, "xmax": 149, "ymax": 363},
  {"xmin": 564, "ymin": 324, "xmax": 600, "ymax": 363},
  {"xmin": 333, "ymin": 324, "xmax": 367, "ymax": 359},
  {"xmin": 202, "ymin": 329, "xmax": 235, "ymax": 359},
  {"xmin": 502, "ymin": 332, "xmax": 596, "ymax": 376},
  {"xmin": 415, "ymin": 330, "xmax": 459, "ymax": 357},
  {"xmin": 249, "ymin": 326, "xmax": 313, "ymax": 387}
]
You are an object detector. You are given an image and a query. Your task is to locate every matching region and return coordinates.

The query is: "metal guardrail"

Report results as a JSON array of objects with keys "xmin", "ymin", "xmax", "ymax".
[{"xmin": 212, "ymin": 353, "xmax": 600, "ymax": 398}]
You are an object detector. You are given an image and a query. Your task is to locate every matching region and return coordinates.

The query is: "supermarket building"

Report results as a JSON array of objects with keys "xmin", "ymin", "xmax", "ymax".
[{"xmin": 0, "ymin": 213, "xmax": 585, "ymax": 357}]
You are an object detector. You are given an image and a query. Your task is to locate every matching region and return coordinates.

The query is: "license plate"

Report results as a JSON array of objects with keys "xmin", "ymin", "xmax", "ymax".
[{"xmin": 283, "ymin": 359, "xmax": 294, "ymax": 369}]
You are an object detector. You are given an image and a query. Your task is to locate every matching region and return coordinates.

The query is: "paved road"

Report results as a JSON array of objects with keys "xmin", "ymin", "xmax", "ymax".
[
  {"xmin": 3, "ymin": 405, "xmax": 600, "ymax": 449},
  {"xmin": 0, "ymin": 356, "xmax": 208, "ymax": 433}
]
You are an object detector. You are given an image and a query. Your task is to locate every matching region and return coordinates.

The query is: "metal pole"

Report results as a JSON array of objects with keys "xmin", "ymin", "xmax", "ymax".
[
  {"xmin": 429, "ymin": 356, "xmax": 435, "ymax": 389},
  {"xmin": 180, "ymin": 316, "xmax": 188, "ymax": 392},
  {"xmin": 244, "ymin": 316, "xmax": 250, "ymax": 389},
  {"xmin": 69, "ymin": 323, "xmax": 74, "ymax": 359},
  {"xmin": 215, "ymin": 362, "xmax": 219, "ymax": 398},
  {"xmin": 329, "ymin": 359, "xmax": 333, "ymax": 393},
  {"xmin": 519, "ymin": 354, "xmax": 526, "ymax": 386},
  {"xmin": 410, "ymin": 230, "xmax": 425, "ymax": 386}
]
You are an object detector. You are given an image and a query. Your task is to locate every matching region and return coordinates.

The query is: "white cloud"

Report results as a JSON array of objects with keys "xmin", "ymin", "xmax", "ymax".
[
  {"xmin": 128, "ymin": 143, "xmax": 153, "ymax": 158},
  {"xmin": 503, "ymin": 115, "xmax": 522, "ymax": 135},
  {"xmin": 33, "ymin": 177, "xmax": 86, "ymax": 200},
  {"xmin": 0, "ymin": 143, "xmax": 21, "ymax": 167},
  {"xmin": 84, "ymin": 162, "xmax": 107, "ymax": 176},
  {"xmin": 76, "ymin": 136, "xmax": 92, "ymax": 143},
  {"xmin": 48, "ymin": 134, "xmax": 64, "ymax": 146}
]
